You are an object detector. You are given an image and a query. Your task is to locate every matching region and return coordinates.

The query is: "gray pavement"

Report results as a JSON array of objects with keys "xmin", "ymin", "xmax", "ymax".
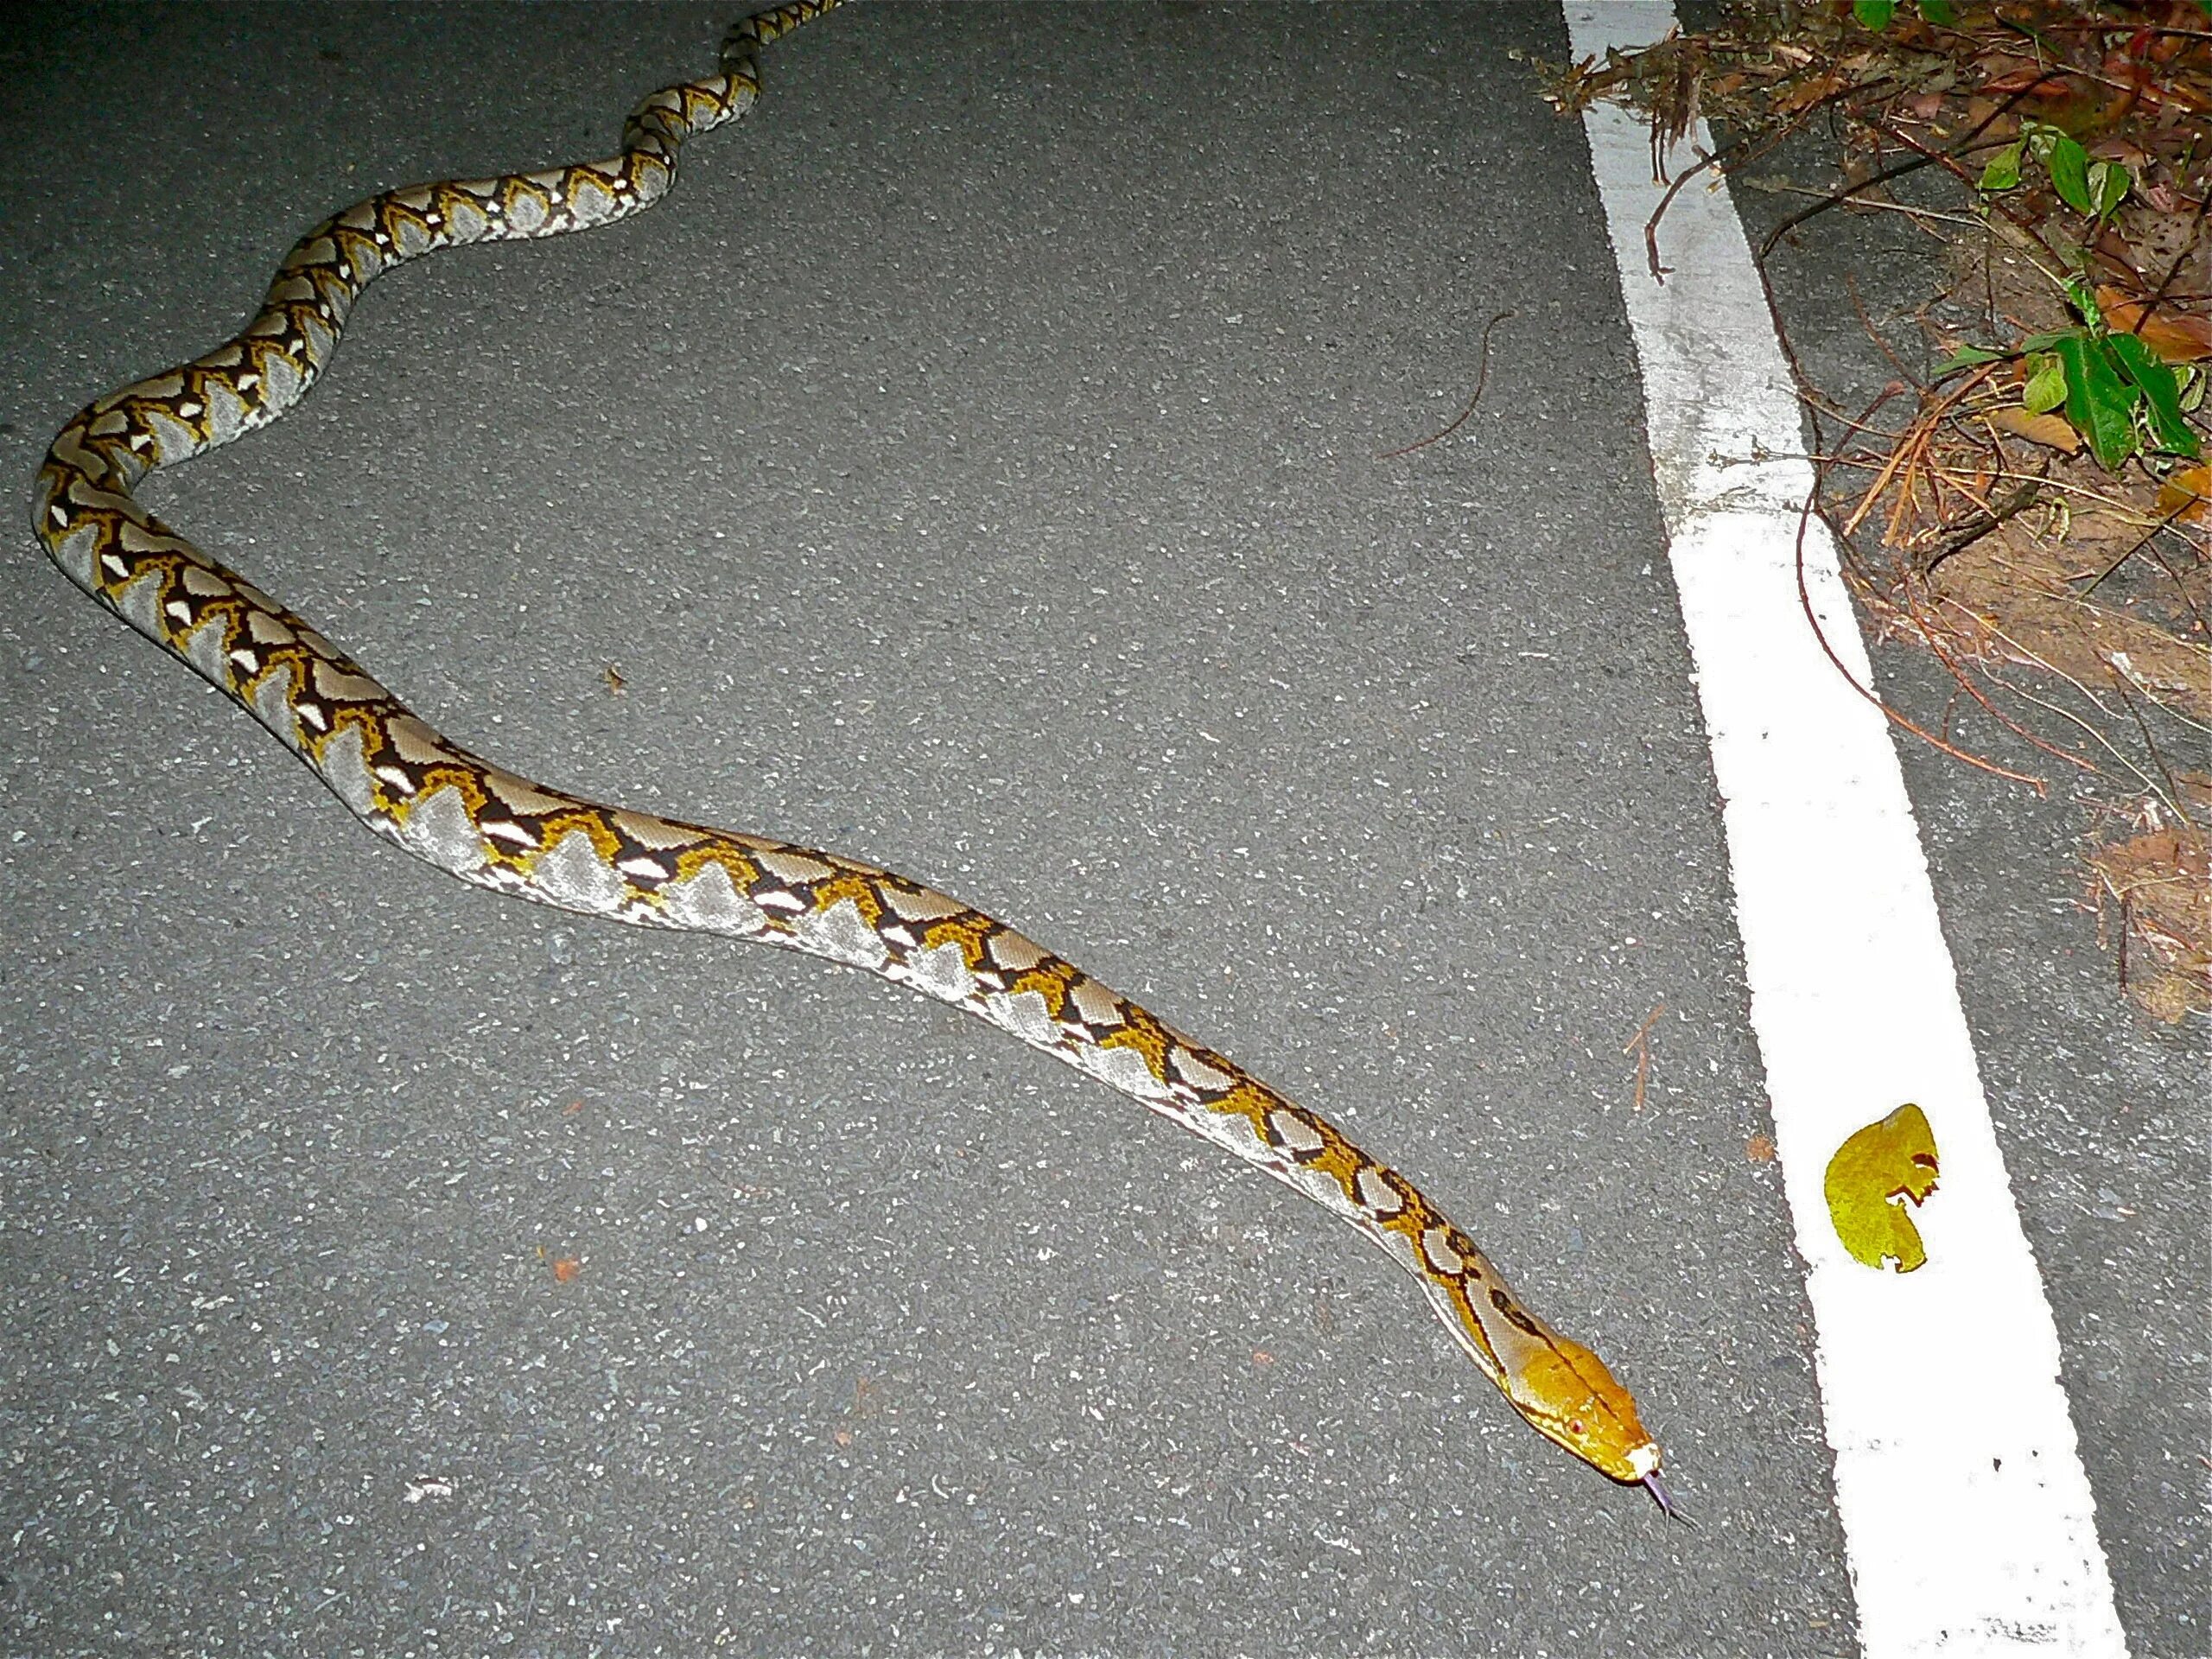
[{"xmin": 0, "ymin": 3, "xmax": 2198, "ymax": 1656}]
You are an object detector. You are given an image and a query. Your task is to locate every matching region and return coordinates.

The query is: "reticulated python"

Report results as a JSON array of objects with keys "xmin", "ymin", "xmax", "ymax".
[{"xmin": 32, "ymin": 0, "xmax": 1673, "ymax": 1511}]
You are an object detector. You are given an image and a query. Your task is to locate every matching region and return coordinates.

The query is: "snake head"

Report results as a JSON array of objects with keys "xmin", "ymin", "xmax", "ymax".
[{"xmin": 1502, "ymin": 1330, "xmax": 1662, "ymax": 1486}]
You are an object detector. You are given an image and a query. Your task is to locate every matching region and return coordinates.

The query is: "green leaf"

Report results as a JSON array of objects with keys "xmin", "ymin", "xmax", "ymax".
[
  {"xmin": 1979, "ymin": 142, "xmax": 2024, "ymax": 193},
  {"xmin": 2087, "ymin": 160, "xmax": 2131, "ymax": 219},
  {"xmin": 2023, "ymin": 352, "xmax": 2068, "ymax": 415},
  {"xmin": 2107, "ymin": 330, "xmax": 2202, "ymax": 456},
  {"xmin": 1917, "ymin": 0, "xmax": 1957, "ymax": 21},
  {"xmin": 1932, "ymin": 343, "xmax": 2005, "ymax": 376},
  {"xmin": 2063, "ymin": 276, "xmax": 2105, "ymax": 329},
  {"xmin": 1853, "ymin": 0, "xmax": 1897, "ymax": 26},
  {"xmin": 2181, "ymin": 365, "xmax": 2205, "ymax": 415},
  {"xmin": 2055, "ymin": 333, "xmax": 2142, "ymax": 468},
  {"xmin": 2045, "ymin": 133, "xmax": 2094, "ymax": 214}
]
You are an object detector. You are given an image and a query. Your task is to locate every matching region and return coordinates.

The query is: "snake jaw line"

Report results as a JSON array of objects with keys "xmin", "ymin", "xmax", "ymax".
[{"xmin": 1497, "ymin": 1325, "xmax": 1663, "ymax": 1484}]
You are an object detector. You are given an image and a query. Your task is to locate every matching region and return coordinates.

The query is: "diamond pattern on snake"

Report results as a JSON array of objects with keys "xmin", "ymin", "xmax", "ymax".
[{"xmin": 30, "ymin": 0, "xmax": 1675, "ymax": 1513}]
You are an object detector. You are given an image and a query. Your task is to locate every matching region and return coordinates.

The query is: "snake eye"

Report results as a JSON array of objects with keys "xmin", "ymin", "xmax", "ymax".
[{"xmin": 1567, "ymin": 1419, "xmax": 1586, "ymax": 1438}]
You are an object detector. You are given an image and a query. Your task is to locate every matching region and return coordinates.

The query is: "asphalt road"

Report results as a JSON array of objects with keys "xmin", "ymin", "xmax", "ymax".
[{"xmin": 1, "ymin": 4, "xmax": 2201, "ymax": 1656}]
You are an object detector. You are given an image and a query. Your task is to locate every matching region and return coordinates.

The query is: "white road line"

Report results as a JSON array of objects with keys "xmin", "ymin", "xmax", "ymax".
[{"xmin": 1561, "ymin": 5, "xmax": 2129, "ymax": 1655}]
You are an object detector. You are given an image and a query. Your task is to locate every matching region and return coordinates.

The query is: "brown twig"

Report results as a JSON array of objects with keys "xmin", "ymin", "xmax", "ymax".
[
  {"xmin": 1841, "ymin": 366, "xmax": 1997, "ymax": 537},
  {"xmin": 1896, "ymin": 578, "xmax": 2104, "ymax": 777},
  {"xmin": 2136, "ymin": 534, "xmax": 2212, "ymax": 639},
  {"xmin": 1753, "ymin": 184, "xmax": 1982, "ymax": 234},
  {"xmin": 1758, "ymin": 80, "xmax": 2042, "ymax": 264},
  {"xmin": 2106, "ymin": 667, "xmax": 2199, "ymax": 832},
  {"xmin": 1622, "ymin": 1003, "xmax": 1665, "ymax": 1114},
  {"xmin": 1638, "ymin": 67, "xmax": 1909, "ymax": 283},
  {"xmin": 1802, "ymin": 378, "xmax": 1911, "ymax": 444},
  {"xmin": 1846, "ymin": 271, "xmax": 1924, "ymax": 388},
  {"xmin": 2076, "ymin": 500, "xmax": 2195, "ymax": 598},
  {"xmin": 2118, "ymin": 889, "xmax": 2132, "ymax": 991},
  {"xmin": 1646, "ymin": 149, "xmax": 1722, "ymax": 281},
  {"xmin": 1376, "ymin": 309, "xmax": 1517, "ymax": 461},
  {"xmin": 1796, "ymin": 490, "xmax": 2050, "ymax": 793},
  {"xmin": 1938, "ymin": 605, "xmax": 2183, "ymax": 807},
  {"xmin": 2145, "ymin": 178, "xmax": 2212, "ymax": 311},
  {"xmin": 1916, "ymin": 479, "xmax": 2044, "ymax": 576}
]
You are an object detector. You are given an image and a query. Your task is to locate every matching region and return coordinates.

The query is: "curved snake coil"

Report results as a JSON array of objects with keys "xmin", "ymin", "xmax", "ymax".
[{"xmin": 32, "ymin": 0, "xmax": 1671, "ymax": 1508}]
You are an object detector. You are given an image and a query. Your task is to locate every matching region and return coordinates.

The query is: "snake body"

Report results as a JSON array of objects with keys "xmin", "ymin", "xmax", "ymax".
[{"xmin": 32, "ymin": 1, "xmax": 1667, "ymax": 1502}]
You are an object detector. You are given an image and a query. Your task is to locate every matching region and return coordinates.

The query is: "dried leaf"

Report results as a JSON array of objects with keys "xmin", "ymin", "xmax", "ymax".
[
  {"xmin": 551, "ymin": 1255, "xmax": 582, "ymax": 1283},
  {"xmin": 2097, "ymin": 287, "xmax": 2212, "ymax": 362},
  {"xmin": 1777, "ymin": 70, "xmax": 1851, "ymax": 114},
  {"xmin": 2090, "ymin": 817, "xmax": 2212, "ymax": 1022},
  {"xmin": 2156, "ymin": 463, "xmax": 2211, "ymax": 520},
  {"xmin": 1824, "ymin": 1103, "xmax": 1941, "ymax": 1273},
  {"xmin": 1982, "ymin": 404, "xmax": 2083, "ymax": 453}
]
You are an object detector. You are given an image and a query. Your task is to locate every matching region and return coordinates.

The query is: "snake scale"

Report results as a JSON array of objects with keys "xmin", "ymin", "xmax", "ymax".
[{"xmin": 32, "ymin": 0, "xmax": 1672, "ymax": 1510}]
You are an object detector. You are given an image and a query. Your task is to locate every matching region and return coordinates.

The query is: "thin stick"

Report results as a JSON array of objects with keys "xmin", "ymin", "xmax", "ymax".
[
  {"xmin": 1622, "ymin": 1002, "xmax": 1665, "ymax": 1114},
  {"xmin": 1753, "ymin": 185, "xmax": 1982, "ymax": 233},
  {"xmin": 1916, "ymin": 480, "xmax": 2043, "ymax": 575},
  {"xmin": 2137, "ymin": 535, "xmax": 2212, "ymax": 641},
  {"xmin": 2107, "ymin": 668, "xmax": 2199, "ymax": 832},
  {"xmin": 1376, "ymin": 309, "xmax": 1517, "ymax": 460},
  {"xmin": 1841, "ymin": 365, "xmax": 1997, "ymax": 537},
  {"xmin": 1847, "ymin": 271, "xmax": 1921, "ymax": 387},
  {"xmin": 1645, "ymin": 150, "xmax": 1722, "ymax": 282},
  {"xmin": 1758, "ymin": 81, "xmax": 2040, "ymax": 262},
  {"xmin": 1943, "ymin": 626, "xmax": 2177, "ymax": 811},
  {"xmin": 2118, "ymin": 889, "xmax": 2132, "ymax": 992},
  {"xmin": 1795, "ymin": 491, "xmax": 2050, "ymax": 793},
  {"xmin": 1939, "ymin": 596, "xmax": 2132, "ymax": 720},
  {"xmin": 1897, "ymin": 581, "xmax": 2102, "ymax": 776},
  {"xmin": 2077, "ymin": 501, "xmax": 2194, "ymax": 599}
]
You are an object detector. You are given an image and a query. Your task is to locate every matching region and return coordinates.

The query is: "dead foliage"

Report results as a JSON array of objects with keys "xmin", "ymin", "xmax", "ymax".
[
  {"xmin": 2088, "ymin": 772, "xmax": 2212, "ymax": 1021},
  {"xmin": 1546, "ymin": 0, "xmax": 2210, "ymax": 1021}
]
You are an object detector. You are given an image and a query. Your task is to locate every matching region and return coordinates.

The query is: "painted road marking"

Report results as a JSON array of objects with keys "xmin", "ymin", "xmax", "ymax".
[{"xmin": 1561, "ymin": 4, "xmax": 2129, "ymax": 1655}]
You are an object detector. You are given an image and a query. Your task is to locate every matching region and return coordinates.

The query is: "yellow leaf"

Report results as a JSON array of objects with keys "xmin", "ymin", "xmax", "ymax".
[
  {"xmin": 1982, "ymin": 404, "xmax": 2083, "ymax": 454},
  {"xmin": 2157, "ymin": 464, "xmax": 2210, "ymax": 522},
  {"xmin": 1824, "ymin": 1103, "xmax": 1941, "ymax": 1272}
]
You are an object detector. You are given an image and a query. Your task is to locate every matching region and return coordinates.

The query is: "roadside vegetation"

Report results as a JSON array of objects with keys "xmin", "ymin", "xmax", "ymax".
[{"xmin": 1548, "ymin": 0, "xmax": 2209, "ymax": 1020}]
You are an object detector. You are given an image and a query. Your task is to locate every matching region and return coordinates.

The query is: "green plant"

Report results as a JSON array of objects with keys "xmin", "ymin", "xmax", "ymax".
[
  {"xmin": 1978, "ymin": 121, "xmax": 2131, "ymax": 220},
  {"xmin": 1940, "ymin": 284, "xmax": 2203, "ymax": 472},
  {"xmin": 1852, "ymin": 0, "xmax": 1957, "ymax": 27}
]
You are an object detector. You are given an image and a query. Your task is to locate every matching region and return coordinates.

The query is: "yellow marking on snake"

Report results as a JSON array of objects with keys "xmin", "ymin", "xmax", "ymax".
[{"xmin": 29, "ymin": 0, "xmax": 1672, "ymax": 1509}]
